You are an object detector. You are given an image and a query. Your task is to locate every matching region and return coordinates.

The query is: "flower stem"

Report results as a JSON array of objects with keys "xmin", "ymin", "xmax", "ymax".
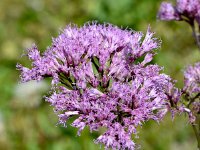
[
  {"xmin": 183, "ymin": 91, "xmax": 200, "ymax": 149},
  {"xmin": 190, "ymin": 22, "xmax": 200, "ymax": 52},
  {"xmin": 192, "ymin": 118, "xmax": 200, "ymax": 150}
]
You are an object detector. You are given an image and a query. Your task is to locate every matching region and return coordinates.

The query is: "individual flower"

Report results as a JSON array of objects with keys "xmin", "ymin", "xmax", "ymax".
[
  {"xmin": 17, "ymin": 22, "xmax": 180, "ymax": 150},
  {"xmin": 157, "ymin": 2, "xmax": 181, "ymax": 21},
  {"xmin": 158, "ymin": 0, "xmax": 200, "ymax": 23},
  {"xmin": 184, "ymin": 62, "xmax": 200, "ymax": 95},
  {"xmin": 176, "ymin": 0, "xmax": 200, "ymax": 18},
  {"xmin": 182, "ymin": 62, "xmax": 200, "ymax": 123}
]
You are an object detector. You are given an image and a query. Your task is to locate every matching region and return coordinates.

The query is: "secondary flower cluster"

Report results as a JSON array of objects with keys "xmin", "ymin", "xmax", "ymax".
[
  {"xmin": 184, "ymin": 62, "xmax": 200, "ymax": 95},
  {"xmin": 17, "ymin": 22, "xmax": 180, "ymax": 150},
  {"xmin": 183, "ymin": 62, "xmax": 200, "ymax": 121},
  {"xmin": 157, "ymin": 0, "xmax": 200, "ymax": 24}
]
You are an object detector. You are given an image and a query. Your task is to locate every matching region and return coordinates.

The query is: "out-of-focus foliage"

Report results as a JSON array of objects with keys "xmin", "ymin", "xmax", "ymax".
[{"xmin": 0, "ymin": 0, "xmax": 199, "ymax": 150}]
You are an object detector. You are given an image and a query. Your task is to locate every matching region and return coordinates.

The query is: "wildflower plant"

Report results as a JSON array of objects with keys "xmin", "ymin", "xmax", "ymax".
[
  {"xmin": 158, "ymin": 0, "xmax": 200, "ymax": 149},
  {"xmin": 158, "ymin": 0, "xmax": 200, "ymax": 50},
  {"xmin": 16, "ymin": 1, "xmax": 200, "ymax": 149},
  {"xmin": 17, "ymin": 22, "xmax": 181, "ymax": 149}
]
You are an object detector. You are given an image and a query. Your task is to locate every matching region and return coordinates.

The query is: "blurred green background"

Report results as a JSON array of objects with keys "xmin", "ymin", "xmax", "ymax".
[{"xmin": 0, "ymin": 0, "xmax": 199, "ymax": 150}]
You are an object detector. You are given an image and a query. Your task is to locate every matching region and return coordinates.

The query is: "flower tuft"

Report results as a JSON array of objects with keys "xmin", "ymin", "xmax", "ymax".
[
  {"xmin": 17, "ymin": 22, "xmax": 179, "ymax": 150},
  {"xmin": 184, "ymin": 62, "xmax": 200, "ymax": 95},
  {"xmin": 157, "ymin": 2, "xmax": 181, "ymax": 21},
  {"xmin": 158, "ymin": 0, "xmax": 200, "ymax": 23}
]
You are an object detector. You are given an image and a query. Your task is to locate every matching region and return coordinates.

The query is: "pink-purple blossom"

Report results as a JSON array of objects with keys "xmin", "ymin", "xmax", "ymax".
[
  {"xmin": 17, "ymin": 22, "xmax": 180, "ymax": 150},
  {"xmin": 158, "ymin": 0, "xmax": 200, "ymax": 23},
  {"xmin": 184, "ymin": 62, "xmax": 200, "ymax": 95},
  {"xmin": 182, "ymin": 62, "xmax": 200, "ymax": 123},
  {"xmin": 157, "ymin": 2, "xmax": 181, "ymax": 21}
]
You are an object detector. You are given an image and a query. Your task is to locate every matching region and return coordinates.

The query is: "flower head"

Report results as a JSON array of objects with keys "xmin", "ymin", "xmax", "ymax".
[
  {"xmin": 17, "ymin": 22, "xmax": 179, "ymax": 150},
  {"xmin": 182, "ymin": 62, "xmax": 200, "ymax": 123},
  {"xmin": 184, "ymin": 62, "xmax": 200, "ymax": 95},
  {"xmin": 158, "ymin": 0, "xmax": 200, "ymax": 23},
  {"xmin": 176, "ymin": 0, "xmax": 200, "ymax": 18},
  {"xmin": 157, "ymin": 2, "xmax": 181, "ymax": 21}
]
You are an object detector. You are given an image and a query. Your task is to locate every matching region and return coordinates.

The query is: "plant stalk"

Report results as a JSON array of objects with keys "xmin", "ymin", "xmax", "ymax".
[
  {"xmin": 192, "ymin": 119, "xmax": 200, "ymax": 150},
  {"xmin": 191, "ymin": 22, "xmax": 200, "ymax": 52}
]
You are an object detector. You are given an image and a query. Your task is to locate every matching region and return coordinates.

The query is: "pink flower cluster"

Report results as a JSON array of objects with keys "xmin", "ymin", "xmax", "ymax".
[
  {"xmin": 17, "ymin": 22, "xmax": 180, "ymax": 150},
  {"xmin": 158, "ymin": 0, "xmax": 200, "ymax": 24},
  {"xmin": 183, "ymin": 62, "xmax": 200, "ymax": 121},
  {"xmin": 184, "ymin": 62, "xmax": 200, "ymax": 95}
]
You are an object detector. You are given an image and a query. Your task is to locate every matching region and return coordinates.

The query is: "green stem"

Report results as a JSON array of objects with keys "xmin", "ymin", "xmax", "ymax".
[
  {"xmin": 190, "ymin": 22, "xmax": 200, "ymax": 52},
  {"xmin": 192, "ymin": 122, "xmax": 200, "ymax": 150},
  {"xmin": 183, "ymin": 90, "xmax": 200, "ymax": 149}
]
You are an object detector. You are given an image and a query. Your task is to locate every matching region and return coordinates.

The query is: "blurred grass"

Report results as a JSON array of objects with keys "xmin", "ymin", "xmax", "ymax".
[{"xmin": 0, "ymin": 0, "xmax": 199, "ymax": 150}]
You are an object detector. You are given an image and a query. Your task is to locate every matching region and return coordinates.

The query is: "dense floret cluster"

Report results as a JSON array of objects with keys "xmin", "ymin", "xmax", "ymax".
[
  {"xmin": 183, "ymin": 62, "xmax": 200, "ymax": 122},
  {"xmin": 184, "ymin": 62, "xmax": 200, "ymax": 95},
  {"xmin": 158, "ymin": 0, "xmax": 200, "ymax": 24},
  {"xmin": 17, "ymin": 22, "xmax": 180, "ymax": 150}
]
